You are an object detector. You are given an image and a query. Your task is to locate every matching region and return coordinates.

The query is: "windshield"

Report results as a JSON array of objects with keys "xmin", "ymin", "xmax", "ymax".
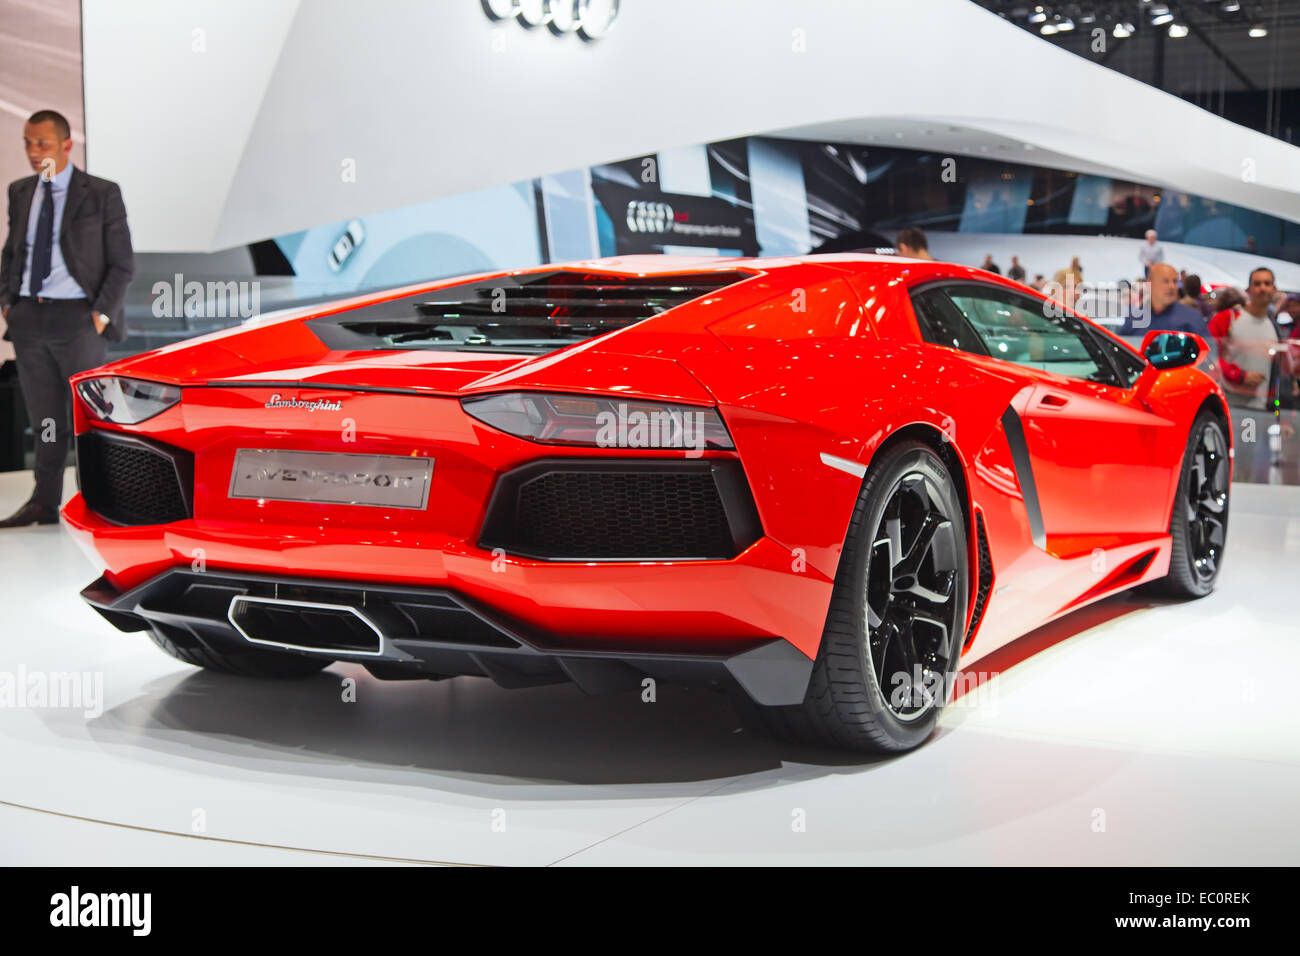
[{"xmin": 307, "ymin": 269, "xmax": 751, "ymax": 353}]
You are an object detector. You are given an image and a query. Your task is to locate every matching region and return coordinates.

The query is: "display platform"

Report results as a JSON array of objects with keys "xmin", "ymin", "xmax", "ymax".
[{"xmin": 1, "ymin": 468, "xmax": 1297, "ymax": 866}]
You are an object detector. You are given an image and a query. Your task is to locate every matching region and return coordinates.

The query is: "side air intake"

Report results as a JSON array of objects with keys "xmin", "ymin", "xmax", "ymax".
[{"xmin": 964, "ymin": 512, "xmax": 994, "ymax": 650}]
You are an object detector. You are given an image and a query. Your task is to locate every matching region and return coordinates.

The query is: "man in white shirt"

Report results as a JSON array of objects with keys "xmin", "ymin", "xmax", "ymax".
[
  {"xmin": 1137, "ymin": 229, "xmax": 1164, "ymax": 278},
  {"xmin": 1208, "ymin": 267, "xmax": 1283, "ymax": 410}
]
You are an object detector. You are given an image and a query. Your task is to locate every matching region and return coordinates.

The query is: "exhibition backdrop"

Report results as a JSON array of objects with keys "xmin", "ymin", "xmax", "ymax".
[
  {"xmin": 0, "ymin": 0, "xmax": 85, "ymax": 185},
  {"xmin": 79, "ymin": 0, "xmax": 1300, "ymax": 252},
  {"xmin": 270, "ymin": 135, "xmax": 1300, "ymax": 297}
]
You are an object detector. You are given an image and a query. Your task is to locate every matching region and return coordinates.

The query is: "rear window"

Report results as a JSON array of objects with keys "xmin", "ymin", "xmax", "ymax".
[{"xmin": 308, "ymin": 269, "xmax": 751, "ymax": 353}]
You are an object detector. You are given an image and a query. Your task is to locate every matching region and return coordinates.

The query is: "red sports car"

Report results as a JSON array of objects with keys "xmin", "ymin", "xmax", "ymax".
[{"xmin": 65, "ymin": 255, "xmax": 1231, "ymax": 753}]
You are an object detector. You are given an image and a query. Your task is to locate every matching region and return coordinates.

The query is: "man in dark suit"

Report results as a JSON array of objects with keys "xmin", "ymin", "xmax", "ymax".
[{"xmin": 0, "ymin": 109, "xmax": 133, "ymax": 527}]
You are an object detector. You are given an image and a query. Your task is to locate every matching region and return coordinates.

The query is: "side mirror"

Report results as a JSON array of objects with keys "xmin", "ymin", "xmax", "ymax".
[{"xmin": 1141, "ymin": 330, "xmax": 1208, "ymax": 370}]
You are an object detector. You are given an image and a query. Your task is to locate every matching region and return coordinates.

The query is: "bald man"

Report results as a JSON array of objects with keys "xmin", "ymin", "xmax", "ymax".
[{"xmin": 1120, "ymin": 263, "xmax": 1208, "ymax": 336}]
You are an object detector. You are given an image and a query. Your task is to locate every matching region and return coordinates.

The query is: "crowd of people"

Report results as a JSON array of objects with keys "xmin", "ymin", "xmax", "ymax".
[{"xmin": 1112, "ymin": 237, "xmax": 1299, "ymax": 415}]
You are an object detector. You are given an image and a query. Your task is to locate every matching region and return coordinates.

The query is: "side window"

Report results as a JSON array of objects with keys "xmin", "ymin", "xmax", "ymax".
[
  {"xmin": 945, "ymin": 287, "xmax": 1120, "ymax": 386},
  {"xmin": 1089, "ymin": 328, "xmax": 1147, "ymax": 388},
  {"xmin": 911, "ymin": 288, "xmax": 986, "ymax": 354}
]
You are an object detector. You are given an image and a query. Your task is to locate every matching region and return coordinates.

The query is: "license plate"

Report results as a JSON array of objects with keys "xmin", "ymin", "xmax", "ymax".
[{"xmin": 229, "ymin": 450, "xmax": 433, "ymax": 509}]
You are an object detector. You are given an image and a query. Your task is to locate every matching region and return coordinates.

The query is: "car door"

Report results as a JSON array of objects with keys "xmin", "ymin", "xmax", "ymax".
[{"xmin": 926, "ymin": 283, "xmax": 1172, "ymax": 542}]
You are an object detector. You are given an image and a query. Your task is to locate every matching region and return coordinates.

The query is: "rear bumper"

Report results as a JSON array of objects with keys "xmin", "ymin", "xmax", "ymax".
[
  {"xmin": 80, "ymin": 568, "xmax": 816, "ymax": 705},
  {"xmin": 63, "ymin": 385, "xmax": 866, "ymax": 664},
  {"xmin": 62, "ymin": 492, "xmax": 832, "ymax": 659}
]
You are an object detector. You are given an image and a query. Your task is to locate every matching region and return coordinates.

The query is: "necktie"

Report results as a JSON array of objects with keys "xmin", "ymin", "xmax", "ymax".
[{"xmin": 30, "ymin": 179, "xmax": 54, "ymax": 296}]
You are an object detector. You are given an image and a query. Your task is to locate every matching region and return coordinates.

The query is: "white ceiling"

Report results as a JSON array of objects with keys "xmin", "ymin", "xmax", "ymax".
[{"xmin": 82, "ymin": 0, "xmax": 1300, "ymax": 253}]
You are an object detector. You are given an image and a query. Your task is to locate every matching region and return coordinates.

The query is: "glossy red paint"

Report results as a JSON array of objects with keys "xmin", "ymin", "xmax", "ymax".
[{"xmin": 66, "ymin": 254, "xmax": 1230, "ymax": 670}]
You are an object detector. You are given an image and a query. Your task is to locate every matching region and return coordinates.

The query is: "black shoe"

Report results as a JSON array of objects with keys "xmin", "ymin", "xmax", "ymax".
[{"xmin": 0, "ymin": 502, "xmax": 59, "ymax": 528}]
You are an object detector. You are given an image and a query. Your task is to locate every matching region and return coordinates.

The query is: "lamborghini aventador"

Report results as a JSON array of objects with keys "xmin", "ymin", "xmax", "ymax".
[{"xmin": 64, "ymin": 255, "xmax": 1231, "ymax": 753}]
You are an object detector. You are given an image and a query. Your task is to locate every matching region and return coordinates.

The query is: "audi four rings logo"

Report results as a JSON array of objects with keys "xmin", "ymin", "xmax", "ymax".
[
  {"xmin": 481, "ymin": 0, "xmax": 620, "ymax": 40},
  {"xmin": 626, "ymin": 201, "xmax": 674, "ymax": 233}
]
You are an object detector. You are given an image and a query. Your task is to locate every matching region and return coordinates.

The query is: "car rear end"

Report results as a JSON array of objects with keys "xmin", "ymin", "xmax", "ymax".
[{"xmin": 64, "ymin": 265, "xmax": 829, "ymax": 704}]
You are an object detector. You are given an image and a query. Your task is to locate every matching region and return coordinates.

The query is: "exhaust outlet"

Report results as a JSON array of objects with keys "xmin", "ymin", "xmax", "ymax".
[{"xmin": 228, "ymin": 595, "xmax": 385, "ymax": 657}]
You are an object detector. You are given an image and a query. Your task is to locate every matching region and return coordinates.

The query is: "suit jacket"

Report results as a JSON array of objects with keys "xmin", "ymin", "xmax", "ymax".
[{"xmin": 0, "ymin": 167, "xmax": 135, "ymax": 343}]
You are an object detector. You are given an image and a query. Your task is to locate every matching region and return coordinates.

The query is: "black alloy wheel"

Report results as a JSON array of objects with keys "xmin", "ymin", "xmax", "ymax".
[
  {"xmin": 747, "ymin": 441, "xmax": 970, "ymax": 753},
  {"xmin": 1163, "ymin": 412, "xmax": 1230, "ymax": 598},
  {"xmin": 1187, "ymin": 420, "xmax": 1229, "ymax": 582},
  {"xmin": 865, "ymin": 472, "xmax": 962, "ymax": 722}
]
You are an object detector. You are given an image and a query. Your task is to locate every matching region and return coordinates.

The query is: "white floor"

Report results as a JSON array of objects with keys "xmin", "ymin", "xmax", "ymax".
[{"xmin": 1, "ymin": 468, "xmax": 1298, "ymax": 866}]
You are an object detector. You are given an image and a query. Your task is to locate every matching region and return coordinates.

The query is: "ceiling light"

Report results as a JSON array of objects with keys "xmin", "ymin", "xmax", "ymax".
[
  {"xmin": 1151, "ymin": 13, "xmax": 1175, "ymax": 26},
  {"xmin": 1222, "ymin": 1, "xmax": 1240, "ymax": 11},
  {"xmin": 1057, "ymin": 17, "xmax": 1075, "ymax": 31},
  {"xmin": 1041, "ymin": 22, "xmax": 1058, "ymax": 34},
  {"xmin": 1168, "ymin": 22, "xmax": 1189, "ymax": 37},
  {"xmin": 1248, "ymin": 24, "xmax": 1268, "ymax": 37},
  {"xmin": 1028, "ymin": 7, "xmax": 1048, "ymax": 24},
  {"xmin": 1114, "ymin": 21, "xmax": 1134, "ymax": 37}
]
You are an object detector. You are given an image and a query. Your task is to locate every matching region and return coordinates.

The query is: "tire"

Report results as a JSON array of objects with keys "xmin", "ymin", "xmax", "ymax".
[
  {"xmin": 1159, "ymin": 411, "xmax": 1230, "ymax": 598},
  {"xmin": 747, "ymin": 441, "xmax": 970, "ymax": 753},
  {"xmin": 147, "ymin": 627, "xmax": 332, "ymax": 678}
]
